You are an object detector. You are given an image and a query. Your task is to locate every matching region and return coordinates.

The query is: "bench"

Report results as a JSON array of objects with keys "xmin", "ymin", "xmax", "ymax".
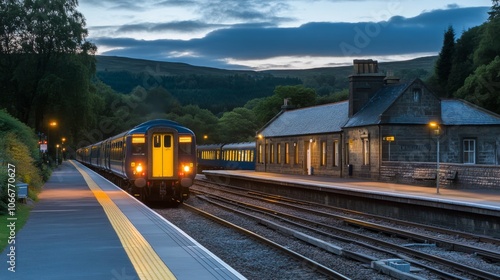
[{"xmin": 446, "ymin": 170, "xmax": 458, "ymax": 180}]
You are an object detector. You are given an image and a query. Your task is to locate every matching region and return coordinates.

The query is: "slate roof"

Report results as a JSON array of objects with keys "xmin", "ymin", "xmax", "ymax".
[
  {"xmin": 442, "ymin": 99, "xmax": 500, "ymax": 125},
  {"xmin": 258, "ymin": 81, "xmax": 500, "ymax": 138},
  {"xmin": 258, "ymin": 101, "xmax": 349, "ymax": 137},
  {"xmin": 343, "ymin": 82, "xmax": 410, "ymax": 127}
]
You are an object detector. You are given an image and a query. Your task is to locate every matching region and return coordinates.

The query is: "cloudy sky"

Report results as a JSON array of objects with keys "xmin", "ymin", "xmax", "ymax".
[{"xmin": 79, "ymin": 0, "xmax": 492, "ymax": 70}]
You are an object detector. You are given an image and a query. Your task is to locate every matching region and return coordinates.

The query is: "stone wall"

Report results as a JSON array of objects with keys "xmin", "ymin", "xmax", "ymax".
[{"xmin": 380, "ymin": 161, "xmax": 500, "ymax": 189}]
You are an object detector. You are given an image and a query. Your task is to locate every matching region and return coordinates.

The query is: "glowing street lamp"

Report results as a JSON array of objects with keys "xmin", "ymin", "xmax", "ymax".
[
  {"xmin": 48, "ymin": 121, "xmax": 58, "ymax": 164},
  {"xmin": 56, "ymin": 144, "xmax": 60, "ymax": 166},
  {"xmin": 429, "ymin": 122, "xmax": 441, "ymax": 194}
]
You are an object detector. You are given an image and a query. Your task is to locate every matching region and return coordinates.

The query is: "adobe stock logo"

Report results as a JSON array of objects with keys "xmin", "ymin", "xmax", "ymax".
[{"xmin": 339, "ymin": 2, "xmax": 402, "ymax": 57}]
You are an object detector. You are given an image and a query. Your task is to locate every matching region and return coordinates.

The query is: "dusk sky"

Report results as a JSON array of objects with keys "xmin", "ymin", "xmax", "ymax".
[{"xmin": 79, "ymin": 0, "xmax": 492, "ymax": 70}]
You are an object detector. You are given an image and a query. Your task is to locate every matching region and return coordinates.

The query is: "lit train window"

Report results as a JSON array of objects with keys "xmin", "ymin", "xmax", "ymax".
[{"xmin": 179, "ymin": 136, "xmax": 192, "ymax": 143}]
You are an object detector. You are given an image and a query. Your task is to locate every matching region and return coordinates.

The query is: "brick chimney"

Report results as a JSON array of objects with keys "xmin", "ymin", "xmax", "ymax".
[{"xmin": 348, "ymin": 59, "xmax": 386, "ymax": 117}]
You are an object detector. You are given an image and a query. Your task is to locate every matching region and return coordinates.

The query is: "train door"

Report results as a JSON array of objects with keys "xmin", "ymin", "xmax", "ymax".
[{"xmin": 152, "ymin": 133, "xmax": 174, "ymax": 177}]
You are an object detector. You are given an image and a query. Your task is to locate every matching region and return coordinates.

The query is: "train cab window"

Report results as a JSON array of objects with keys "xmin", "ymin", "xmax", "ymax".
[
  {"xmin": 164, "ymin": 135, "xmax": 172, "ymax": 148},
  {"xmin": 133, "ymin": 143, "xmax": 145, "ymax": 154},
  {"xmin": 179, "ymin": 142, "xmax": 192, "ymax": 155},
  {"xmin": 154, "ymin": 136, "xmax": 161, "ymax": 148}
]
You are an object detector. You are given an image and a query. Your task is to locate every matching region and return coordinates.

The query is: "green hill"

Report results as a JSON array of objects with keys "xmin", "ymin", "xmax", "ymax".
[{"xmin": 95, "ymin": 55, "xmax": 437, "ymax": 114}]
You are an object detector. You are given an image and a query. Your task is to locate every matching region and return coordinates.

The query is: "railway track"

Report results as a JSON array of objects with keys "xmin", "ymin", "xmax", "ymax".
[
  {"xmin": 187, "ymin": 179, "xmax": 500, "ymax": 279},
  {"xmin": 183, "ymin": 203, "xmax": 351, "ymax": 280}
]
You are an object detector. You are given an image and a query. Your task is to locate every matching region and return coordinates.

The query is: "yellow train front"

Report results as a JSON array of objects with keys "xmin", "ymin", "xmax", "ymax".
[{"xmin": 77, "ymin": 119, "xmax": 196, "ymax": 206}]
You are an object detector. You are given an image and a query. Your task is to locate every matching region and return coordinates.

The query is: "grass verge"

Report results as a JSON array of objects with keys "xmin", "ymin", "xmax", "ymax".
[{"xmin": 0, "ymin": 203, "xmax": 33, "ymax": 252}]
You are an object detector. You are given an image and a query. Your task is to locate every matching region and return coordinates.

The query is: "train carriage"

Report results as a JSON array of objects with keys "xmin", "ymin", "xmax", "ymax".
[
  {"xmin": 77, "ymin": 119, "xmax": 196, "ymax": 205},
  {"xmin": 197, "ymin": 142, "xmax": 255, "ymax": 172}
]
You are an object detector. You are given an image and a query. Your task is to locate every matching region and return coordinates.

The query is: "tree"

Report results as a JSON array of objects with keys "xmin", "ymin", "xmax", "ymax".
[
  {"xmin": 0, "ymin": 0, "xmax": 96, "ymax": 142},
  {"xmin": 488, "ymin": 0, "xmax": 500, "ymax": 20},
  {"xmin": 253, "ymin": 85, "xmax": 317, "ymax": 126},
  {"xmin": 474, "ymin": 0, "xmax": 500, "ymax": 67},
  {"xmin": 455, "ymin": 56, "xmax": 500, "ymax": 114},
  {"xmin": 218, "ymin": 108, "xmax": 258, "ymax": 143},
  {"xmin": 434, "ymin": 26, "xmax": 455, "ymax": 97},
  {"xmin": 447, "ymin": 26, "xmax": 483, "ymax": 95},
  {"xmin": 165, "ymin": 105, "xmax": 220, "ymax": 143}
]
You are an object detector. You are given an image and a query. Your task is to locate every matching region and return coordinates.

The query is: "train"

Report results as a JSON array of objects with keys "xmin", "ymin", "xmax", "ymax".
[
  {"xmin": 76, "ymin": 119, "xmax": 196, "ymax": 205},
  {"xmin": 197, "ymin": 142, "xmax": 256, "ymax": 173}
]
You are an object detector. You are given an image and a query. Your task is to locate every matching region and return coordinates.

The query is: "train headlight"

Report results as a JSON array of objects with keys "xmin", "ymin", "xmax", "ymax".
[
  {"xmin": 180, "ymin": 163, "xmax": 193, "ymax": 175},
  {"xmin": 136, "ymin": 163, "xmax": 143, "ymax": 173}
]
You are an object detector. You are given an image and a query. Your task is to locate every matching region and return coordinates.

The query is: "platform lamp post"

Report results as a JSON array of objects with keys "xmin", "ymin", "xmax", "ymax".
[
  {"xmin": 55, "ymin": 144, "xmax": 60, "ymax": 166},
  {"xmin": 258, "ymin": 134, "xmax": 266, "ymax": 172},
  {"xmin": 429, "ymin": 122, "xmax": 441, "ymax": 194},
  {"xmin": 61, "ymin": 137, "xmax": 66, "ymax": 161},
  {"xmin": 48, "ymin": 121, "xmax": 57, "ymax": 162}
]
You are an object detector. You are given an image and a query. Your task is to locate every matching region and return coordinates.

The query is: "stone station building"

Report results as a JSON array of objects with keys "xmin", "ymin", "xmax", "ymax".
[{"xmin": 256, "ymin": 60, "xmax": 500, "ymax": 189}]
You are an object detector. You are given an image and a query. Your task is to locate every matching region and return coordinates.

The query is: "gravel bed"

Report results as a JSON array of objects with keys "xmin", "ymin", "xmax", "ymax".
[
  {"xmin": 157, "ymin": 197, "xmax": 395, "ymax": 280},
  {"xmin": 156, "ymin": 206, "xmax": 330, "ymax": 280},
  {"xmin": 188, "ymin": 183, "xmax": 500, "ymax": 279}
]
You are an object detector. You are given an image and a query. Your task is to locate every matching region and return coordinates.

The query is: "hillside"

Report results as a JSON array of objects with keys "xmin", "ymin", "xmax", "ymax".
[
  {"xmin": 96, "ymin": 56, "xmax": 258, "ymax": 76},
  {"xmin": 264, "ymin": 56, "xmax": 437, "ymax": 80},
  {"xmin": 95, "ymin": 55, "xmax": 437, "ymax": 113},
  {"xmin": 96, "ymin": 55, "xmax": 437, "ymax": 80}
]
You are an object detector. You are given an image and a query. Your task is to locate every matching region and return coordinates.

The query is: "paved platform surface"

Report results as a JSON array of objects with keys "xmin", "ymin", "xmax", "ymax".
[
  {"xmin": 202, "ymin": 170, "xmax": 500, "ymax": 211},
  {"xmin": 1, "ymin": 161, "xmax": 245, "ymax": 280}
]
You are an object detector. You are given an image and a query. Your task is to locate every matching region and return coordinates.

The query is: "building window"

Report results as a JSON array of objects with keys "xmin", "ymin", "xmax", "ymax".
[
  {"xmin": 277, "ymin": 143, "xmax": 281, "ymax": 164},
  {"xmin": 413, "ymin": 88, "xmax": 421, "ymax": 103},
  {"xmin": 463, "ymin": 139, "xmax": 476, "ymax": 164},
  {"xmin": 258, "ymin": 144, "xmax": 263, "ymax": 163},
  {"xmin": 285, "ymin": 143, "xmax": 290, "ymax": 164},
  {"xmin": 294, "ymin": 142, "xmax": 299, "ymax": 164},
  {"xmin": 333, "ymin": 140, "xmax": 339, "ymax": 167},
  {"xmin": 321, "ymin": 141, "xmax": 327, "ymax": 166},
  {"xmin": 270, "ymin": 144, "xmax": 275, "ymax": 164},
  {"xmin": 362, "ymin": 138, "xmax": 370, "ymax": 165}
]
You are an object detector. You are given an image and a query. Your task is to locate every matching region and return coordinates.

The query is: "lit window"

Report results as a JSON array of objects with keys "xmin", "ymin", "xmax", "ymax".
[
  {"xmin": 258, "ymin": 144, "xmax": 263, "ymax": 163},
  {"xmin": 321, "ymin": 141, "xmax": 327, "ymax": 166},
  {"xmin": 270, "ymin": 144, "xmax": 274, "ymax": 164},
  {"xmin": 363, "ymin": 138, "xmax": 370, "ymax": 165},
  {"xmin": 333, "ymin": 140, "xmax": 339, "ymax": 167},
  {"xmin": 277, "ymin": 143, "xmax": 281, "ymax": 164},
  {"xmin": 285, "ymin": 143, "xmax": 290, "ymax": 164}
]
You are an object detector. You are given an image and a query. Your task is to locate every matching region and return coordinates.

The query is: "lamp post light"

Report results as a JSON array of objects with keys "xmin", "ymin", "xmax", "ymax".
[
  {"xmin": 429, "ymin": 122, "xmax": 441, "ymax": 194},
  {"xmin": 48, "ymin": 121, "xmax": 57, "ymax": 161},
  {"xmin": 61, "ymin": 137, "xmax": 66, "ymax": 161},
  {"xmin": 56, "ymin": 144, "xmax": 60, "ymax": 166}
]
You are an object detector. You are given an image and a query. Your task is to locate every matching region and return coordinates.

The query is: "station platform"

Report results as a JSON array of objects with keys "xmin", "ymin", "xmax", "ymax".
[
  {"xmin": 202, "ymin": 170, "xmax": 500, "ymax": 211},
  {"xmin": 1, "ymin": 161, "xmax": 245, "ymax": 280}
]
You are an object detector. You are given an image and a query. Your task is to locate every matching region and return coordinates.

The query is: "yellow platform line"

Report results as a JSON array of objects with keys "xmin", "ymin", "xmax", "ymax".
[{"xmin": 70, "ymin": 161, "xmax": 176, "ymax": 280}]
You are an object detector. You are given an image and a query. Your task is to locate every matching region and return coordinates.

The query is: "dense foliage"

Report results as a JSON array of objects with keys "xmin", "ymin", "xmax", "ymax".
[
  {"xmin": 0, "ymin": 0, "xmax": 98, "ymax": 146},
  {"xmin": 96, "ymin": 71, "xmax": 302, "ymax": 114},
  {"xmin": 0, "ymin": 110, "xmax": 45, "ymax": 214},
  {"xmin": 430, "ymin": 1, "xmax": 500, "ymax": 114}
]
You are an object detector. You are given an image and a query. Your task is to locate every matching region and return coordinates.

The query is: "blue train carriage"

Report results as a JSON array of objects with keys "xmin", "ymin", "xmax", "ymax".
[
  {"xmin": 221, "ymin": 142, "xmax": 256, "ymax": 170},
  {"xmin": 196, "ymin": 143, "xmax": 224, "ymax": 173},
  {"xmin": 77, "ymin": 119, "xmax": 196, "ymax": 205}
]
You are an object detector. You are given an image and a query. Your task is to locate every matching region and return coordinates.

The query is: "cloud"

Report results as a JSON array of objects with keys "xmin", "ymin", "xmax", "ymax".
[
  {"xmin": 116, "ymin": 20, "xmax": 225, "ymax": 33},
  {"xmin": 93, "ymin": 6, "xmax": 489, "ymax": 69},
  {"xmin": 196, "ymin": 0, "xmax": 293, "ymax": 23}
]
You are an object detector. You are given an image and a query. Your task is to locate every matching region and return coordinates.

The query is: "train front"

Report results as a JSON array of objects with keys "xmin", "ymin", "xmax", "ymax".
[{"xmin": 127, "ymin": 123, "xmax": 196, "ymax": 205}]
